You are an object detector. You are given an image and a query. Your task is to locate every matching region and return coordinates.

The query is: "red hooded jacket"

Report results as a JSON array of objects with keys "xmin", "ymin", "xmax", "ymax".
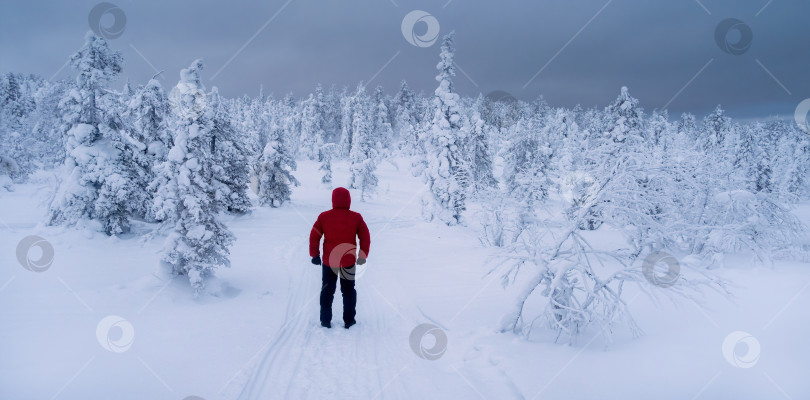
[{"xmin": 309, "ymin": 187, "xmax": 371, "ymax": 268}]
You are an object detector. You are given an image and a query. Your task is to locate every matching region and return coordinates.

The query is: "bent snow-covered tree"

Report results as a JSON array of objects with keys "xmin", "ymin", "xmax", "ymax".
[{"xmin": 152, "ymin": 59, "xmax": 234, "ymax": 293}]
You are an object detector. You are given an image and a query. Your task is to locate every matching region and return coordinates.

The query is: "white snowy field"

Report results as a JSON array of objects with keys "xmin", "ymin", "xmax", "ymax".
[{"xmin": 1, "ymin": 158, "xmax": 809, "ymax": 400}]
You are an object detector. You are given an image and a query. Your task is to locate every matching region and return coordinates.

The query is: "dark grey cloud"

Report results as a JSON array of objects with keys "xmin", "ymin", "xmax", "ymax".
[{"xmin": 1, "ymin": 0, "xmax": 808, "ymax": 120}]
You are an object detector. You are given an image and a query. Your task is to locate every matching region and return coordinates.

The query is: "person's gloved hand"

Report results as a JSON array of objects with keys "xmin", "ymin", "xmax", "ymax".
[
  {"xmin": 356, "ymin": 257, "xmax": 366, "ymax": 265},
  {"xmin": 311, "ymin": 256, "xmax": 321, "ymax": 265}
]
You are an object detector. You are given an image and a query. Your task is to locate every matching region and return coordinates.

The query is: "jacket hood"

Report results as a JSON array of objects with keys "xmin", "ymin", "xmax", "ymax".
[{"xmin": 332, "ymin": 187, "xmax": 351, "ymax": 209}]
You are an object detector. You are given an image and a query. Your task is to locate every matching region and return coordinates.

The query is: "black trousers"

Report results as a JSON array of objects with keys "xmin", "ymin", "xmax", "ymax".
[{"xmin": 320, "ymin": 265, "xmax": 357, "ymax": 324}]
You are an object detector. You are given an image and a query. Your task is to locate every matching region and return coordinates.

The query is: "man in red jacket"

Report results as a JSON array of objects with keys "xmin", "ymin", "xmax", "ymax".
[{"xmin": 309, "ymin": 187, "xmax": 370, "ymax": 329}]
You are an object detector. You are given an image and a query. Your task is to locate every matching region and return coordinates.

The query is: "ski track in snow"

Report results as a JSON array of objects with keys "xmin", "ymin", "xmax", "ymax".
[
  {"xmin": 231, "ymin": 232, "xmax": 423, "ymax": 400},
  {"xmin": 225, "ymin": 163, "xmax": 519, "ymax": 400},
  {"xmin": 3, "ymin": 160, "xmax": 809, "ymax": 400}
]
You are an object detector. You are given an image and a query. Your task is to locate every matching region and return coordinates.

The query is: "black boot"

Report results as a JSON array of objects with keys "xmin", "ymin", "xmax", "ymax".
[{"xmin": 321, "ymin": 321, "xmax": 331, "ymax": 329}]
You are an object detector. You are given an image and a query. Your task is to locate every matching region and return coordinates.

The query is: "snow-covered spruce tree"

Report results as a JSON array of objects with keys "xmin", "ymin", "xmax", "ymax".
[
  {"xmin": 299, "ymin": 85, "xmax": 328, "ymax": 160},
  {"xmin": 0, "ymin": 74, "xmax": 23, "ymax": 186},
  {"xmin": 47, "ymin": 32, "xmax": 137, "ymax": 235},
  {"xmin": 241, "ymin": 93, "xmax": 271, "ymax": 179},
  {"xmin": 279, "ymin": 93, "xmax": 302, "ymax": 159},
  {"xmin": 30, "ymin": 80, "xmax": 70, "ymax": 168},
  {"xmin": 421, "ymin": 32, "xmax": 470, "ymax": 225},
  {"xmin": 466, "ymin": 95, "xmax": 498, "ymax": 194},
  {"xmin": 647, "ymin": 109, "xmax": 671, "ymax": 149},
  {"xmin": 338, "ymin": 88, "xmax": 355, "ymax": 157},
  {"xmin": 502, "ymin": 113, "xmax": 554, "ymax": 209},
  {"xmin": 347, "ymin": 85, "xmax": 379, "ymax": 200},
  {"xmin": 393, "ymin": 80, "xmax": 418, "ymax": 152},
  {"xmin": 371, "ymin": 86, "xmax": 393, "ymax": 151},
  {"xmin": 152, "ymin": 59, "xmax": 234, "ymax": 293},
  {"xmin": 319, "ymin": 142, "xmax": 338, "ymax": 187},
  {"xmin": 0, "ymin": 73, "xmax": 40, "ymax": 182},
  {"xmin": 208, "ymin": 87, "xmax": 251, "ymax": 214},
  {"xmin": 701, "ymin": 105, "xmax": 733, "ymax": 152},
  {"xmin": 257, "ymin": 102, "xmax": 299, "ymax": 207},
  {"xmin": 777, "ymin": 126, "xmax": 810, "ymax": 199},
  {"xmin": 124, "ymin": 78, "xmax": 171, "ymax": 221},
  {"xmin": 601, "ymin": 86, "xmax": 644, "ymax": 152}
]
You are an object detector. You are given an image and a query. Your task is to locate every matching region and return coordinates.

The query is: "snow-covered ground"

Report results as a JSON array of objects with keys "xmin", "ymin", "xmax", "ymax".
[{"xmin": 1, "ymin": 158, "xmax": 808, "ymax": 400}]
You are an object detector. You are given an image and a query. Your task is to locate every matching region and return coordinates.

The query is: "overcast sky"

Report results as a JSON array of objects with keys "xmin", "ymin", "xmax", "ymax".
[{"xmin": 1, "ymin": 0, "xmax": 808, "ymax": 120}]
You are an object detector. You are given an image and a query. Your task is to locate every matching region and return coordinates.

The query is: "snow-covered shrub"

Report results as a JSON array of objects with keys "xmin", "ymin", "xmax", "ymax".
[{"xmin": 695, "ymin": 190, "xmax": 805, "ymax": 263}]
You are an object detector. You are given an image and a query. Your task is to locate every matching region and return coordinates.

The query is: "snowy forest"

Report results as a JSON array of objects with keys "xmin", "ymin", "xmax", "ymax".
[
  {"xmin": 3, "ymin": 20, "xmax": 810, "ymax": 398},
  {"xmin": 2, "ymin": 31, "xmax": 808, "ymax": 341}
]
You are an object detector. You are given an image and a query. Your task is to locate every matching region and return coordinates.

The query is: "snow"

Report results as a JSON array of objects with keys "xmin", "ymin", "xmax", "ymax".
[
  {"xmin": 1, "ymin": 158, "xmax": 808, "ymax": 400},
  {"xmin": 67, "ymin": 124, "xmax": 95, "ymax": 143}
]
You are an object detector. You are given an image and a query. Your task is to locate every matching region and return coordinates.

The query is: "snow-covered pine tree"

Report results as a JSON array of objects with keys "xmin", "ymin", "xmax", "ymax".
[
  {"xmin": 347, "ymin": 85, "xmax": 379, "ymax": 200},
  {"xmin": 752, "ymin": 121, "xmax": 783, "ymax": 194},
  {"xmin": 393, "ymin": 80, "xmax": 418, "ymax": 152},
  {"xmin": 257, "ymin": 101, "xmax": 299, "ymax": 207},
  {"xmin": 0, "ymin": 74, "xmax": 24, "ymax": 184},
  {"xmin": 421, "ymin": 32, "xmax": 469, "ymax": 225},
  {"xmin": 777, "ymin": 127, "xmax": 810, "ymax": 199},
  {"xmin": 47, "ymin": 32, "xmax": 136, "ymax": 235},
  {"xmin": 371, "ymin": 86, "xmax": 393, "ymax": 151},
  {"xmin": 209, "ymin": 87, "xmax": 251, "ymax": 214},
  {"xmin": 299, "ymin": 85, "xmax": 327, "ymax": 160},
  {"xmin": 323, "ymin": 85, "xmax": 344, "ymax": 144},
  {"xmin": 0, "ymin": 73, "xmax": 41, "ymax": 182},
  {"xmin": 502, "ymin": 114, "xmax": 553, "ymax": 207},
  {"xmin": 602, "ymin": 86, "xmax": 644, "ymax": 150},
  {"xmin": 319, "ymin": 142, "xmax": 338, "ymax": 187},
  {"xmin": 124, "ymin": 78, "xmax": 170, "ymax": 221},
  {"xmin": 647, "ymin": 109, "xmax": 671, "ymax": 148},
  {"xmin": 701, "ymin": 105, "xmax": 733, "ymax": 152},
  {"xmin": 30, "ymin": 80, "xmax": 69, "ymax": 168},
  {"xmin": 152, "ymin": 59, "xmax": 234, "ymax": 293},
  {"xmin": 280, "ymin": 93, "xmax": 301, "ymax": 159},
  {"xmin": 338, "ymin": 88, "xmax": 355, "ymax": 158},
  {"xmin": 466, "ymin": 94, "xmax": 498, "ymax": 194},
  {"xmin": 241, "ymin": 93, "xmax": 271, "ymax": 178}
]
